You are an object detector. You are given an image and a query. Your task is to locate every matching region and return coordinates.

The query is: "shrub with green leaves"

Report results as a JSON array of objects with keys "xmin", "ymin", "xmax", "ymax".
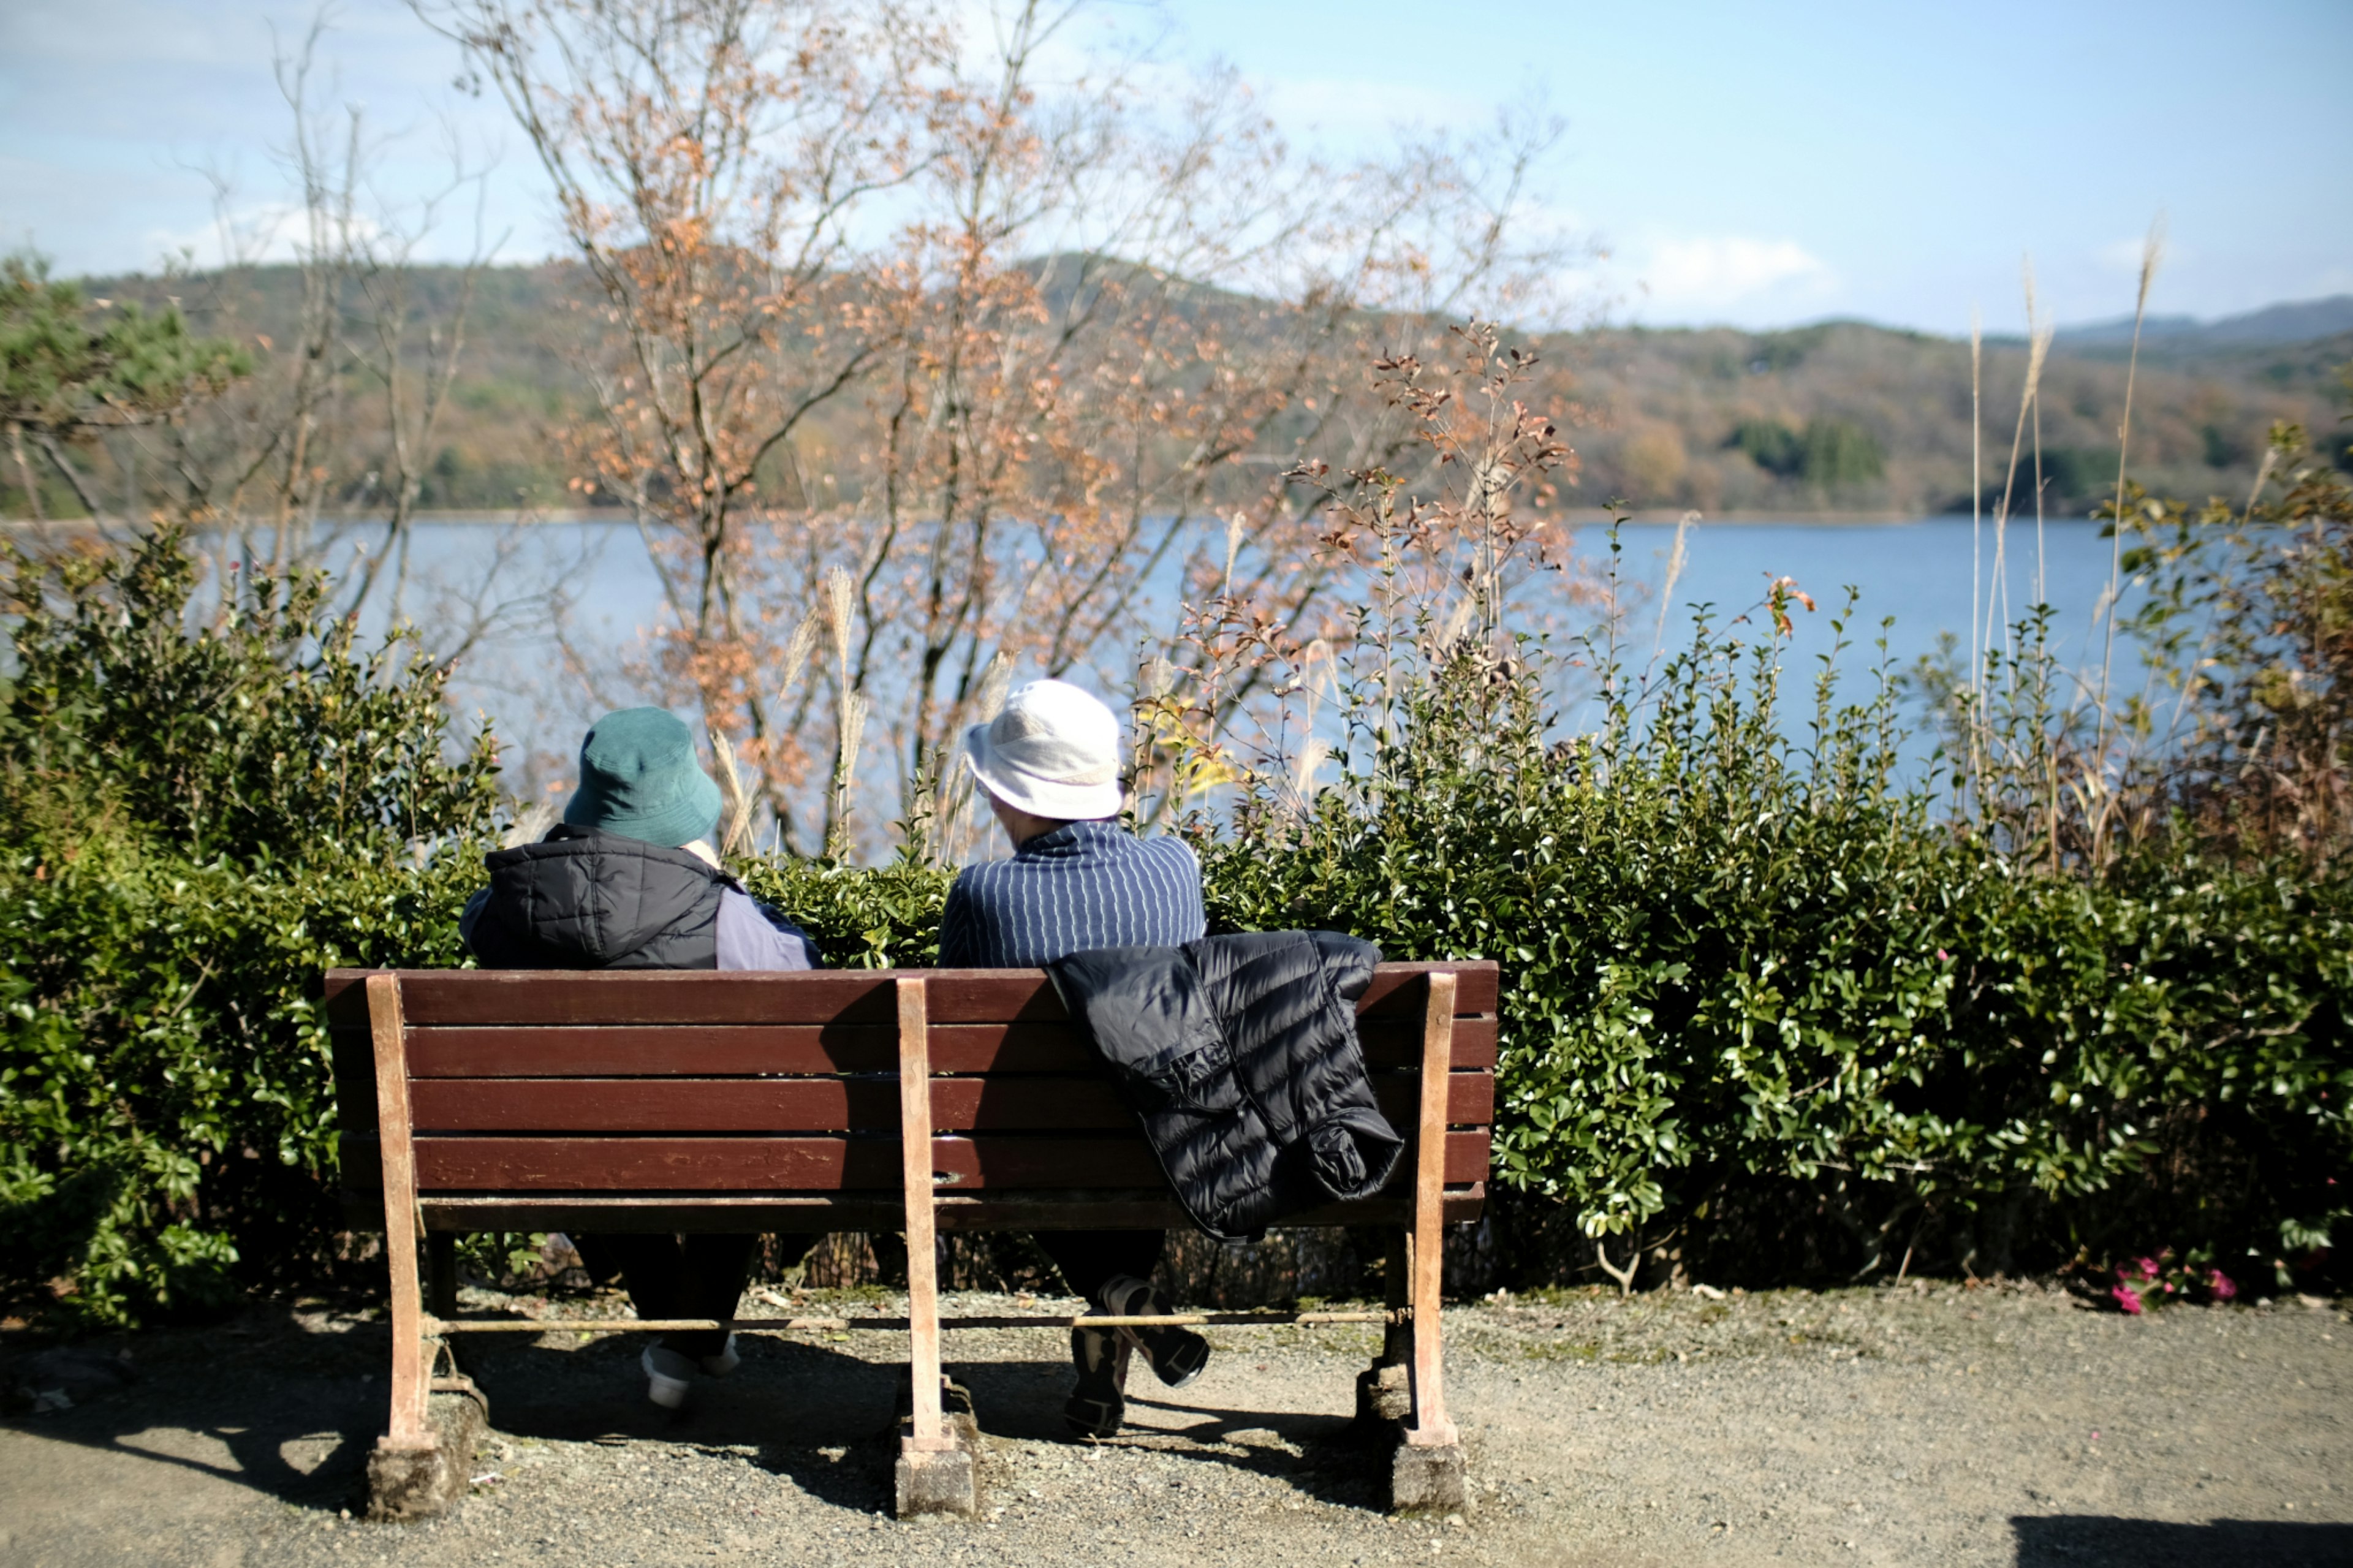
[
  {"xmin": 1181, "ymin": 556, "xmax": 2349, "ymax": 1286},
  {"xmin": 0, "ymin": 529, "xmax": 498, "ymax": 1323}
]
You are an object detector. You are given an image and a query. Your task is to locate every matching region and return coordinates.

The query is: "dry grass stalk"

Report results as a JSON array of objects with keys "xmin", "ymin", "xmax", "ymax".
[
  {"xmin": 1970, "ymin": 307, "xmax": 1984, "ymax": 789},
  {"xmin": 710, "ymin": 729, "xmax": 758, "ymax": 857},
  {"xmin": 1655, "ymin": 510, "xmax": 1697, "ymax": 650},
  {"xmin": 771, "ymin": 613, "xmax": 820, "ymax": 713},
  {"xmin": 938, "ymin": 648, "xmax": 1015, "ymax": 865},
  {"xmin": 500, "ymin": 799, "xmax": 559, "ymax": 850},
  {"xmin": 2098, "ymin": 218, "xmax": 2168, "ymax": 738},
  {"xmin": 1983, "ymin": 260, "xmax": 2054, "ymax": 668}
]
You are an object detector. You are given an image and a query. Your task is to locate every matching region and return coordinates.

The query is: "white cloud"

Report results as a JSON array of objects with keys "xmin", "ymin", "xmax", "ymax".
[
  {"xmin": 1637, "ymin": 235, "xmax": 1835, "ymax": 314},
  {"xmin": 138, "ymin": 202, "xmax": 388, "ymax": 271},
  {"xmin": 2097, "ymin": 232, "xmax": 2178, "ymax": 277}
]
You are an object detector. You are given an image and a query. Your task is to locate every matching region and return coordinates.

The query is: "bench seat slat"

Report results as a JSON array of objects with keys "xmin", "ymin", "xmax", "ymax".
[
  {"xmin": 322, "ymin": 963, "xmax": 1501, "ymax": 1029},
  {"xmin": 388, "ymin": 1129, "xmax": 1493, "ymax": 1192},
  {"xmin": 402, "ymin": 1071, "xmax": 1495, "ymax": 1134}
]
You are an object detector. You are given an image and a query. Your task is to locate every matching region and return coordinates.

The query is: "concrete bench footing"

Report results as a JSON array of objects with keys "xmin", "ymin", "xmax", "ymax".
[
  {"xmin": 895, "ymin": 1445, "xmax": 980, "ymax": 1517},
  {"xmin": 1390, "ymin": 1439, "xmax": 1468, "ymax": 1513},
  {"xmin": 365, "ymin": 1386, "xmax": 488, "ymax": 1522},
  {"xmin": 893, "ymin": 1374, "xmax": 983, "ymax": 1518}
]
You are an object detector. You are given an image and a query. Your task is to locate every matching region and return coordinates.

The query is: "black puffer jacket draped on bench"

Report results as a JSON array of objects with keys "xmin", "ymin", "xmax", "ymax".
[{"xmin": 1047, "ymin": 931, "xmax": 1405, "ymax": 1241}]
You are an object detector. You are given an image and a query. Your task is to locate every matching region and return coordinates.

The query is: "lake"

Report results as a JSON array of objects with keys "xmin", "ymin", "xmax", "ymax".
[{"xmin": 306, "ymin": 512, "xmax": 2137, "ymax": 794}]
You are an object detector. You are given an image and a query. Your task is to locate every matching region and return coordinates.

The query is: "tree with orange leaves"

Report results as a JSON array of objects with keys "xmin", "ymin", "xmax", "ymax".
[{"xmin": 422, "ymin": 0, "xmax": 1574, "ymax": 856}]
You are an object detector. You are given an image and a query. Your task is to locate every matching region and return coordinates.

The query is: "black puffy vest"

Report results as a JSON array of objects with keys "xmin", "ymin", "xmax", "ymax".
[
  {"xmin": 1047, "ymin": 931, "xmax": 1404, "ymax": 1241},
  {"xmin": 460, "ymin": 825, "xmax": 728, "ymax": 969}
]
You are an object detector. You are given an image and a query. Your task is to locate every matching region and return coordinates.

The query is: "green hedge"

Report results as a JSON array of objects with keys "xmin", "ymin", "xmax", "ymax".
[
  {"xmin": 9, "ymin": 776, "xmax": 2340, "ymax": 1325},
  {"xmin": 3, "ymin": 534, "xmax": 2346, "ymax": 1325},
  {"xmin": 0, "ymin": 843, "xmax": 479, "ymax": 1320},
  {"xmin": 0, "ymin": 839, "xmax": 957, "ymax": 1324},
  {"xmin": 1186, "ymin": 607, "xmax": 2351, "ymax": 1287}
]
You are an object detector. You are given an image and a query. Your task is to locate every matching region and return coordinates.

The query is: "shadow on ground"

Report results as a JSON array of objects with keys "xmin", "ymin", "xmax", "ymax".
[
  {"xmin": 2013, "ymin": 1515, "xmax": 2353, "ymax": 1566},
  {"xmin": 7, "ymin": 1308, "xmax": 1401, "ymax": 1521},
  {"xmin": 2, "ymin": 1305, "xmax": 387, "ymax": 1513},
  {"xmin": 5, "ymin": 1307, "xmax": 939, "ymax": 1517}
]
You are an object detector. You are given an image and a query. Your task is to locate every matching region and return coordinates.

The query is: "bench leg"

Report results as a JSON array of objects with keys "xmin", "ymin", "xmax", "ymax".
[
  {"xmin": 892, "ymin": 977, "xmax": 979, "ymax": 1518},
  {"xmin": 361, "ymin": 973, "xmax": 480, "ymax": 1522},
  {"xmin": 1391, "ymin": 971, "xmax": 1466, "ymax": 1514}
]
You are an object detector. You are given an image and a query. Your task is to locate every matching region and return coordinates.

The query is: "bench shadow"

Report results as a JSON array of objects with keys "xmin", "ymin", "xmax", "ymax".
[
  {"xmin": 10, "ymin": 1309, "xmax": 1397, "ymax": 1518},
  {"xmin": 2, "ymin": 1306, "xmax": 389, "ymax": 1514},
  {"xmin": 455, "ymin": 1330, "xmax": 915, "ymax": 1512},
  {"xmin": 2012, "ymin": 1515, "xmax": 2353, "ymax": 1566},
  {"xmin": 1121, "ymin": 1392, "xmax": 1387, "ymax": 1510},
  {"xmin": 4, "ymin": 1307, "xmax": 928, "ymax": 1518},
  {"xmin": 947, "ymin": 1359, "xmax": 1388, "ymax": 1512}
]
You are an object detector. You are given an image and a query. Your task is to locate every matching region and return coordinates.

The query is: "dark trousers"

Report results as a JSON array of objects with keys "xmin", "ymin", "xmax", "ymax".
[
  {"xmin": 1034, "ymin": 1229, "xmax": 1164, "ymax": 1309},
  {"xmin": 571, "ymin": 1232, "xmax": 814, "ymax": 1359}
]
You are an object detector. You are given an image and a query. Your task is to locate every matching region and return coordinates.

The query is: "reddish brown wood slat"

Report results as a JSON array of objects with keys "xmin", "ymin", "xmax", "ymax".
[
  {"xmin": 323, "ymin": 961, "xmax": 1499, "ymax": 1029},
  {"xmin": 402, "ymin": 1070, "xmax": 1494, "ymax": 1134},
  {"xmin": 330, "ymin": 1013, "xmax": 1496, "ymax": 1083},
  {"xmin": 332, "ymin": 1030, "xmax": 1496, "ymax": 1138},
  {"xmin": 396, "ymin": 1129, "xmax": 1491, "ymax": 1192}
]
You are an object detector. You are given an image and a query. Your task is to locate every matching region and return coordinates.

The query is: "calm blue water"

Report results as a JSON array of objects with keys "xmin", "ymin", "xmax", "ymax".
[
  {"xmin": 333, "ymin": 514, "xmax": 2132, "ymax": 786},
  {"xmin": 1600, "ymin": 514, "xmax": 2127, "ymax": 686}
]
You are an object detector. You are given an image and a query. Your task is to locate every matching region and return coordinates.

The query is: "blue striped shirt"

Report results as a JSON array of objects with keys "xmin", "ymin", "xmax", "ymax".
[{"xmin": 936, "ymin": 820, "xmax": 1206, "ymax": 968}]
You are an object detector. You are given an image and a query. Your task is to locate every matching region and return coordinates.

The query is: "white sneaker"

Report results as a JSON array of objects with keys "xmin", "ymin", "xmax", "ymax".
[
  {"xmin": 699, "ymin": 1333, "xmax": 740, "ymax": 1379},
  {"xmin": 642, "ymin": 1346, "xmax": 695, "ymax": 1409}
]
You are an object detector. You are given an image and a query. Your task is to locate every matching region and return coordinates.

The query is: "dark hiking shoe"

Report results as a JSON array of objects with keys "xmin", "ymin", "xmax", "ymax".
[
  {"xmin": 1101, "ymin": 1274, "xmax": 1210, "ymax": 1389},
  {"xmin": 1064, "ymin": 1324, "xmax": 1130, "ymax": 1439}
]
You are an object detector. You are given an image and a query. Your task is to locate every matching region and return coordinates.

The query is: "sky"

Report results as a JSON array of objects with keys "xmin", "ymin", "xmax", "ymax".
[{"xmin": 3, "ymin": 0, "xmax": 2348, "ymax": 336}]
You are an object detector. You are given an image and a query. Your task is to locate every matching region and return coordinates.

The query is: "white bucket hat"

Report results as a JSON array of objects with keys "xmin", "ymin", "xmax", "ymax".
[{"xmin": 963, "ymin": 678, "xmax": 1124, "ymax": 820}]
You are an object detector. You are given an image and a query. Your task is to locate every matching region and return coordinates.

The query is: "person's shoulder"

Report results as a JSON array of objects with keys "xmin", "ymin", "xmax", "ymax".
[
  {"xmin": 946, "ymin": 857, "xmax": 1018, "ymax": 908},
  {"xmin": 1133, "ymin": 831, "xmax": 1200, "ymax": 871},
  {"xmin": 949, "ymin": 856, "xmax": 1009, "ymax": 890},
  {"xmin": 714, "ymin": 885, "xmax": 822, "ymax": 970}
]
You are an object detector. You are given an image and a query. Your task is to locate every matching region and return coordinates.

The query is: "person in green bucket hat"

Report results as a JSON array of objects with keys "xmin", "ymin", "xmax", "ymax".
[{"xmin": 460, "ymin": 706, "xmax": 823, "ymax": 1409}]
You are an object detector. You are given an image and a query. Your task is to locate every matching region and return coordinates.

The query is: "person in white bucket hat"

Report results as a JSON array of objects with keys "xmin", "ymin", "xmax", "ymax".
[
  {"xmin": 936, "ymin": 678, "xmax": 1212, "ymax": 1438},
  {"xmin": 960, "ymin": 675, "xmax": 1126, "ymax": 822}
]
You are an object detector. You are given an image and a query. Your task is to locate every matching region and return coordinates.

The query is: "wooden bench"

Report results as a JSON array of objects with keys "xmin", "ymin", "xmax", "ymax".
[{"xmin": 325, "ymin": 961, "xmax": 1498, "ymax": 1520}]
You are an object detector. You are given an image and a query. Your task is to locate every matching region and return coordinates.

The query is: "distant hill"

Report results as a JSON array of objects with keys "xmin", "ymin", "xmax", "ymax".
[
  {"xmin": 2056, "ymin": 295, "xmax": 2353, "ymax": 349},
  {"xmin": 1542, "ymin": 309, "xmax": 2349, "ymax": 518},
  {"xmin": 31, "ymin": 263, "xmax": 2353, "ymax": 521}
]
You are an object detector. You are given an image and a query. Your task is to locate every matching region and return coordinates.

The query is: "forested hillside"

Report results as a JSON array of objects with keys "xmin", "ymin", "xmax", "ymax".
[
  {"xmin": 17, "ymin": 262, "xmax": 2348, "ymax": 521},
  {"xmin": 1548, "ymin": 314, "xmax": 2349, "ymax": 517}
]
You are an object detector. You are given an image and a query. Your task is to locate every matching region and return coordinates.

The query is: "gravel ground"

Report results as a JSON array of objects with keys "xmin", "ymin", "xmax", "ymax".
[{"xmin": 4, "ymin": 1279, "xmax": 2349, "ymax": 1567}]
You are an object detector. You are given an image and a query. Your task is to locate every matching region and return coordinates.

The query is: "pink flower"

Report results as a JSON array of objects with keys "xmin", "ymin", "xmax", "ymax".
[
  {"xmin": 2110, "ymin": 1284, "xmax": 2144, "ymax": 1314},
  {"xmin": 2132, "ymin": 1256, "xmax": 2162, "ymax": 1280},
  {"xmin": 1936, "ymin": 949, "xmax": 1952, "ymax": 961},
  {"xmin": 2207, "ymin": 1270, "xmax": 2237, "ymax": 1301}
]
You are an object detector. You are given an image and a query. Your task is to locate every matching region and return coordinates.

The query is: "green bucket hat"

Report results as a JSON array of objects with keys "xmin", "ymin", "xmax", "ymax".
[{"xmin": 562, "ymin": 707, "xmax": 724, "ymax": 849}]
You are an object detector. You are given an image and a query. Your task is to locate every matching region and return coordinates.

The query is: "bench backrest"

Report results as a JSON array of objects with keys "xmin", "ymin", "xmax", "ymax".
[{"xmin": 325, "ymin": 963, "xmax": 1497, "ymax": 1230}]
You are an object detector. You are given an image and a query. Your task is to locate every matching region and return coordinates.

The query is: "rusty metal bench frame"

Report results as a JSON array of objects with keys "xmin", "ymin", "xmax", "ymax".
[{"xmin": 325, "ymin": 961, "xmax": 1496, "ymax": 1517}]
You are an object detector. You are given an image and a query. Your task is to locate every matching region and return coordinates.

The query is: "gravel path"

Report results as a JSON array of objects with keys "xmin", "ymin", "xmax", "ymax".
[{"xmin": 4, "ymin": 1280, "xmax": 2348, "ymax": 1567}]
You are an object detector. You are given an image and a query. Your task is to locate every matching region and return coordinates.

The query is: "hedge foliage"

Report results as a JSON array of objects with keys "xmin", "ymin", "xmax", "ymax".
[
  {"xmin": 1189, "ymin": 604, "xmax": 2351, "ymax": 1283},
  {"xmin": 2, "ymin": 527, "xmax": 2347, "ymax": 1325},
  {"xmin": 0, "ymin": 529, "xmax": 504, "ymax": 1320}
]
